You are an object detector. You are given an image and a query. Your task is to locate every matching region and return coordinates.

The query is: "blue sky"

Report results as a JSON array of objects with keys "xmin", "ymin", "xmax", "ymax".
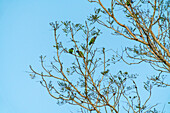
[{"xmin": 0, "ymin": 0, "xmax": 170, "ymax": 113}]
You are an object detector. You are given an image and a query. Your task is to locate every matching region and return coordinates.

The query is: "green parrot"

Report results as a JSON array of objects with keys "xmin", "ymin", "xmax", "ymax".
[
  {"xmin": 126, "ymin": 0, "xmax": 133, "ymax": 6},
  {"xmin": 89, "ymin": 36, "xmax": 97, "ymax": 45},
  {"xmin": 68, "ymin": 48, "xmax": 74, "ymax": 54},
  {"xmin": 76, "ymin": 50, "xmax": 85, "ymax": 59}
]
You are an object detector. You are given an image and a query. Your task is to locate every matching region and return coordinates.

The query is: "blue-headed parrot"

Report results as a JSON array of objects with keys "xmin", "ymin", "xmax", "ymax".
[
  {"xmin": 127, "ymin": 0, "xmax": 133, "ymax": 6},
  {"xmin": 76, "ymin": 50, "xmax": 85, "ymax": 59},
  {"xmin": 68, "ymin": 48, "xmax": 74, "ymax": 54},
  {"xmin": 89, "ymin": 36, "xmax": 97, "ymax": 45}
]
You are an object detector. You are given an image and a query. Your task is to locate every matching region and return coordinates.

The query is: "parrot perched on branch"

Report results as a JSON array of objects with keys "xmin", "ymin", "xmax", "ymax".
[
  {"xmin": 126, "ymin": 0, "xmax": 133, "ymax": 6},
  {"xmin": 68, "ymin": 48, "xmax": 74, "ymax": 54},
  {"xmin": 76, "ymin": 50, "xmax": 85, "ymax": 59},
  {"xmin": 89, "ymin": 36, "xmax": 97, "ymax": 45}
]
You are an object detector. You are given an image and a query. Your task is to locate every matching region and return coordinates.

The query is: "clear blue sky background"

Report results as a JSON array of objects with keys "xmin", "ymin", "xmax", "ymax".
[{"xmin": 0, "ymin": 0, "xmax": 170, "ymax": 113}]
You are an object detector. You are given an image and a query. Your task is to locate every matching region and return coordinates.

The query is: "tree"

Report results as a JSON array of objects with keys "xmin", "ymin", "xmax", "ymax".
[
  {"xmin": 29, "ymin": 0, "xmax": 170, "ymax": 112},
  {"xmin": 87, "ymin": 0, "xmax": 170, "ymax": 86},
  {"xmin": 30, "ymin": 21, "xmax": 161, "ymax": 113}
]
